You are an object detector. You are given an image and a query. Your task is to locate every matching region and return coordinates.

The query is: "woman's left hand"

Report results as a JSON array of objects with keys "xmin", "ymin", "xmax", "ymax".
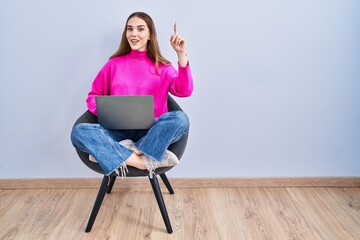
[
  {"xmin": 170, "ymin": 23, "xmax": 186, "ymax": 53},
  {"xmin": 170, "ymin": 23, "xmax": 188, "ymax": 66}
]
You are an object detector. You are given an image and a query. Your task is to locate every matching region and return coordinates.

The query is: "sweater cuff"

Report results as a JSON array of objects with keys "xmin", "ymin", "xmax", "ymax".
[{"xmin": 178, "ymin": 61, "xmax": 190, "ymax": 68}]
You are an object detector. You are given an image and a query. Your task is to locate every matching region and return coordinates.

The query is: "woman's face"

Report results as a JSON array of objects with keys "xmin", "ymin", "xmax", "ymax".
[{"xmin": 126, "ymin": 17, "xmax": 150, "ymax": 51}]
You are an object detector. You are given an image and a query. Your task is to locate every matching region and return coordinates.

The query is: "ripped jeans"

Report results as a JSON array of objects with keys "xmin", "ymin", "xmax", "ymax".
[{"xmin": 71, "ymin": 111, "xmax": 189, "ymax": 175}]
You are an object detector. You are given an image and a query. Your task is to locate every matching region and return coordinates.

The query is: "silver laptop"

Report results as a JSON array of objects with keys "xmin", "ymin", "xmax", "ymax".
[{"xmin": 95, "ymin": 95, "xmax": 154, "ymax": 130}]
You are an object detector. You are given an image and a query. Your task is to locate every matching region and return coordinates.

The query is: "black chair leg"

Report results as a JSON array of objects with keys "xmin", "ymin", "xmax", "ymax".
[
  {"xmin": 149, "ymin": 176, "xmax": 173, "ymax": 234},
  {"xmin": 159, "ymin": 173, "xmax": 174, "ymax": 194},
  {"xmin": 107, "ymin": 176, "xmax": 117, "ymax": 194},
  {"xmin": 85, "ymin": 175, "xmax": 109, "ymax": 232}
]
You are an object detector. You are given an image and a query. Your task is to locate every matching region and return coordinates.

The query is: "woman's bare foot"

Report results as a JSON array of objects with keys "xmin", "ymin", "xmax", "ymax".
[{"xmin": 124, "ymin": 153, "xmax": 147, "ymax": 170}]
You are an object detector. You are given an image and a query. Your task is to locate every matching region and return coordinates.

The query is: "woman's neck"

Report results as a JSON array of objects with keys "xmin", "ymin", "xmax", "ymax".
[{"xmin": 129, "ymin": 49, "xmax": 147, "ymax": 59}]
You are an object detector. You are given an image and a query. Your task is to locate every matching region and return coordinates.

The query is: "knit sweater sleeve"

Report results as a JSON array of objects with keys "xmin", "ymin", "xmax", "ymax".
[
  {"xmin": 167, "ymin": 61, "xmax": 194, "ymax": 97},
  {"xmin": 86, "ymin": 68, "xmax": 110, "ymax": 116}
]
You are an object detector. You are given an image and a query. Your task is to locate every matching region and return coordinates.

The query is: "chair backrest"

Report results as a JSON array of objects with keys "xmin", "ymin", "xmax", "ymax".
[{"xmin": 72, "ymin": 95, "xmax": 189, "ymax": 174}]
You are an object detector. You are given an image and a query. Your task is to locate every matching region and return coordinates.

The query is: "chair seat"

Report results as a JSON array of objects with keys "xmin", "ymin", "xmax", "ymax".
[{"xmin": 73, "ymin": 95, "xmax": 188, "ymax": 176}]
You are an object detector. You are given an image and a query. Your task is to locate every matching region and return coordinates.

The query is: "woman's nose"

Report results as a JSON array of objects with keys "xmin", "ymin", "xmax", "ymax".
[{"xmin": 131, "ymin": 30, "xmax": 138, "ymax": 37}]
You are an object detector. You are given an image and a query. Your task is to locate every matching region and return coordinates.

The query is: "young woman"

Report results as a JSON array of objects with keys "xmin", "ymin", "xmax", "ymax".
[{"xmin": 71, "ymin": 12, "xmax": 194, "ymax": 177}]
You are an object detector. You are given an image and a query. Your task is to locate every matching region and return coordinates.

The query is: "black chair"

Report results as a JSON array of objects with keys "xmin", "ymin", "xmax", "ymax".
[{"xmin": 72, "ymin": 95, "xmax": 188, "ymax": 234}]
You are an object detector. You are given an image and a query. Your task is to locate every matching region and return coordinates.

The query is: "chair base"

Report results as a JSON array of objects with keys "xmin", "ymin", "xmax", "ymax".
[
  {"xmin": 149, "ymin": 175, "xmax": 173, "ymax": 233},
  {"xmin": 85, "ymin": 174, "xmax": 174, "ymax": 234},
  {"xmin": 85, "ymin": 175, "xmax": 109, "ymax": 232}
]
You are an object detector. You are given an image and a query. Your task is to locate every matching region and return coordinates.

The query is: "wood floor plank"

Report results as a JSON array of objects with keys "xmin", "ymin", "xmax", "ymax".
[
  {"xmin": 1, "ymin": 186, "xmax": 360, "ymax": 239},
  {"xmin": 0, "ymin": 189, "xmax": 45, "ymax": 239},
  {"xmin": 236, "ymin": 188, "xmax": 287, "ymax": 240},
  {"xmin": 286, "ymin": 188, "xmax": 358, "ymax": 240},
  {"xmin": 22, "ymin": 189, "xmax": 70, "ymax": 238},
  {"xmin": 313, "ymin": 188, "xmax": 360, "ymax": 238},
  {"xmin": 182, "ymin": 188, "xmax": 220, "ymax": 240},
  {"xmin": 208, "ymin": 188, "xmax": 253, "ymax": 240},
  {"xmin": 49, "ymin": 189, "xmax": 96, "ymax": 239},
  {"xmin": 93, "ymin": 188, "xmax": 155, "ymax": 239},
  {"xmin": 328, "ymin": 188, "xmax": 360, "ymax": 220},
  {"xmin": 263, "ymin": 188, "xmax": 318, "ymax": 240}
]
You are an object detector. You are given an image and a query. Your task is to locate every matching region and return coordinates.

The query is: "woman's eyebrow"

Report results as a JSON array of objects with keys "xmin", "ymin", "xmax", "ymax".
[{"xmin": 127, "ymin": 24, "xmax": 146, "ymax": 28}]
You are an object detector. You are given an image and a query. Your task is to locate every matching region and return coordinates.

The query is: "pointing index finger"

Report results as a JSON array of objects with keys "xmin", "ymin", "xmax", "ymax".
[{"xmin": 174, "ymin": 22, "xmax": 178, "ymax": 35}]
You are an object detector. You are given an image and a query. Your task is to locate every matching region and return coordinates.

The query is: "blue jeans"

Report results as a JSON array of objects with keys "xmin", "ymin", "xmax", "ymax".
[{"xmin": 71, "ymin": 111, "xmax": 189, "ymax": 175}]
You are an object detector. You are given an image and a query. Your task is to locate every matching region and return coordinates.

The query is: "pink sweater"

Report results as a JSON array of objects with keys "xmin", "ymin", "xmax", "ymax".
[{"xmin": 86, "ymin": 50, "xmax": 194, "ymax": 119}]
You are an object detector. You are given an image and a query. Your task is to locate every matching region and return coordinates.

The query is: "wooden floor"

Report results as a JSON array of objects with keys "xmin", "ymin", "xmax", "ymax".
[{"xmin": 1, "ymin": 180, "xmax": 360, "ymax": 240}]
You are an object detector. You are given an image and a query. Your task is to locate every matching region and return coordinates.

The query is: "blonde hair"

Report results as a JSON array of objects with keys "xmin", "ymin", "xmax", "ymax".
[{"xmin": 110, "ymin": 12, "xmax": 170, "ymax": 73}]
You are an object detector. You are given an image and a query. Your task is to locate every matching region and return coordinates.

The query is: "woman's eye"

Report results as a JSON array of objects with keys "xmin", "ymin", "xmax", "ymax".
[
  {"xmin": 127, "ymin": 28, "xmax": 132, "ymax": 31},
  {"xmin": 138, "ymin": 28, "xmax": 144, "ymax": 32}
]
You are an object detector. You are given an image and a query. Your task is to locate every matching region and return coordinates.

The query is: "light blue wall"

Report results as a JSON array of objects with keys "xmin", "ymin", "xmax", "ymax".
[{"xmin": 1, "ymin": 0, "xmax": 359, "ymax": 178}]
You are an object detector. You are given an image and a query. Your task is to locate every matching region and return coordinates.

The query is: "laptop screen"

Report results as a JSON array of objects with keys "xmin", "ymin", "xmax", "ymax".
[{"xmin": 95, "ymin": 95, "xmax": 154, "ymax": 130}]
